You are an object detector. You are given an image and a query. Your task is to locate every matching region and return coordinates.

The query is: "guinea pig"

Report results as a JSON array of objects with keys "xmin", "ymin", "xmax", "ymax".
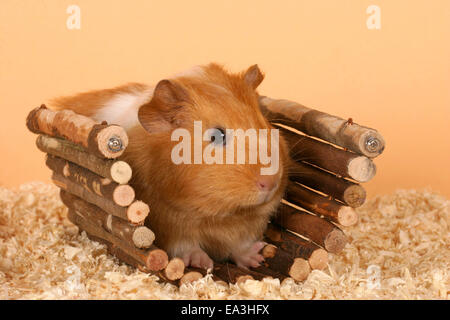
[{"xmin": 49, "ymin": 63, "xmax": 289, "ymax": 269}]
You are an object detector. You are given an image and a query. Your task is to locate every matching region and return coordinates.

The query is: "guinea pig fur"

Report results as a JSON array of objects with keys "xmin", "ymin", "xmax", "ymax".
[{"xmin": 49, "ymin": 63, "xmax": 289, "ymax": 269}]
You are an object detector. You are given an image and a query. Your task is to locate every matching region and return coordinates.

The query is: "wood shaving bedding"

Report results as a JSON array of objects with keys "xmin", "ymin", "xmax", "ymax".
[{"xmin": 0, "ymin": 182, "xmax": 448, "ymax": 299}]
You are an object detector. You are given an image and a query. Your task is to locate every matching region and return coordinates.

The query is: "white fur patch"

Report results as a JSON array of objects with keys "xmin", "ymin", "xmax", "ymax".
[{"xmin": 94, "ymin": 87, "xmax": 154, "ymax": 130}]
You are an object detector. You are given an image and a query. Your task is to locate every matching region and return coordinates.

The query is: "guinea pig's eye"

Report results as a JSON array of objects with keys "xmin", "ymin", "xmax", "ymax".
[{"xmin": 210, "ymin": 127, "xmax": 226, "ymax": 146}]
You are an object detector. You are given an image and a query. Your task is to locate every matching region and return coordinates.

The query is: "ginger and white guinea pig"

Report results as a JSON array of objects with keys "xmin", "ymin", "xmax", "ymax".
[{"xmin": 50, "ymin": 63, "xmax": 289, "ymax": 269}]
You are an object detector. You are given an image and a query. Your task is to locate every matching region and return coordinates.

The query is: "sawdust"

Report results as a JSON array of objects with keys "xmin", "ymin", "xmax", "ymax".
[{"xmin": 0, "ymin": 182, "xmax": 448, "ymax": 299}]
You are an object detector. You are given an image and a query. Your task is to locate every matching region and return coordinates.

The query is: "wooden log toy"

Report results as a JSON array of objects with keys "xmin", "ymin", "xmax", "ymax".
[
  {"xmin": 27, "ymin": 104, "xmax": 128, "ymax": 159},
  {"xmin": 285, "ymin": 181, "xmax": 359, "ymax": 226},
  {"xmin": 179, "ymin": 266, "xmax": 228, "ymax": 286},
  {"xmin": 259, "ymin": 96, "xmax": 385, "ymax": 158},
  {"xmin": 26, "ymin": 93, "xmax": 385, "ymax": 285},
  {"xmin": 264, "ymin": 223, "xmax": 328, "ymax": 270},
  {"xmin": 46, "ymin": 154, "xmax": 135, "ymax": 207},
  {"xmin": 153, "ymin": 258, "xmax": 187, "ymax": 285},
  {"xmin": 66, "ymin": 207, "xmax": 168, "ymax": 271},
  {"xmin": 85, "ymin": 234, "xmax": 152, "ymax": 273},
  {"xmin": 85, "ymin": 234, "xmax": 184, "ymax": 283},
  {"xmin": 163, "ymin": 258, "xmax": 186, "ymax": 281},
  {"xmin": 37, "ymin": 135, "xmax": 132, "ymax": 184},
  {"xmin": 281, "ymin": 128, "xmax": 377, "ymax": 183},
  {"xmin": 273, "ymin": 202, "xmax": 348, "ymax": 254},
  {"xmin": 256, "ymin": 244, "xmax": 311, "ymax": 282},
  {"xmin": 54, "ymin": 174, "xmax": 149, "ymax": 225},
  {"xmin": 289, "ymin": 160, "xmax": 366, "ymax": 208},
  {"xmin": 179, "ymin": 271, "xmax": 206, "ymax": 286},
  {"xmin": 60, "ymin": 190, "xmax": 154, "ymax": 248}
]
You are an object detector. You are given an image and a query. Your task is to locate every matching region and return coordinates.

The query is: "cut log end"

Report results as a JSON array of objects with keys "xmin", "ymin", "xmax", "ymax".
[
  {"xmin": 26, "ymin": 105, "xmax": 46, "ymax": 134},
  {"xmin": 179, "ymin": 271, "xmax": 204, "ymax": 286},
  {"xmin": 110, "ymin": 161, "xmax": 133, "ymax": 185},
  {"xmin": 37, "ymin": 134, "xmax": 59, "ymax": 152},
  {"xmin": 126, "ymin": 201, "xmax": 150, "ymax": 224},
  {"xmin": 360, "ymin": 131, "xmax": 386, "ymax": 158},
  {"xmin": 343, "ymin": 184, "xmax": 366, "ymax": 208},
  {"xmin": 164, "ymin": 258, "xmax": 185, "ymax": 281},
  {"xmin": 324, "ymin": 229, "xmax": 348, "ymax": 254},
  {"xmin": 288, "ymin": 258, "xmax": 310, "ymax": 281},
  {"xmin": 94, "ymin": 125, "xmax": 129, "ymax": 158},
  {"xmin": 347, "ymin": 156, "xmax": 376, "ymax": 182},
  {"xmin": 145, "ymin": 249, "xmax": 169, "ymax": 271},
  {"xmin": 261, "ymin": 244, "xmax": 277, "ymax": 259},
  {"xmin": 337, "ymin": 206, "xmax": 359, "ymax": 227},
  {"xmin": 112, "ymin": 184, "xmax": 135, "ymax": 207},
  {"xmin": 132, "ymin": 226, "xmax": 155, "ymax": 248},
  {"xmin": 308, "ymin": 248, "xmax": 328, "ymax": 270}
]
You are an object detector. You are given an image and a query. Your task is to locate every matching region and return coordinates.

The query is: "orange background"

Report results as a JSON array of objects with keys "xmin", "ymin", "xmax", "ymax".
[{"xmin": 1, "ymin": 0, "xmax": 449, "ymax": 198}]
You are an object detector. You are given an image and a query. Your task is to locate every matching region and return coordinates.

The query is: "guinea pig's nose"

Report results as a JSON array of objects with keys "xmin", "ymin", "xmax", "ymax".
[{"xmin": 256, "ymin": 175, "xmax": 277, "ymax": 192}]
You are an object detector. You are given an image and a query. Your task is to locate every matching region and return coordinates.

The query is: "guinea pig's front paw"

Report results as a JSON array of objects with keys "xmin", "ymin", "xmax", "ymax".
[
  {"xmin": 182, "ymin": 248, "xmax": 214, "ymax": 270},
  {"xmin": 231, "ymin": 241, "xmax": 266, "ymax": 269}
]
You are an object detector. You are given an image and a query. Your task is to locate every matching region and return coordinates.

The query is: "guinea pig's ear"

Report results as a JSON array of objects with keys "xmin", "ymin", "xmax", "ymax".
[
  {"xmin": 138, "ymin": 79, "xmax": 190, "ymax": 133},
  {"xmin": 243, "ymin": 64, "xmax": 265, "ymax": 90}
]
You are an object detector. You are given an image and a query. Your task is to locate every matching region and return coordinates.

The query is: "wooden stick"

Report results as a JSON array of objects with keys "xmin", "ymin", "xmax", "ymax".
[
  {"xmin": 27, "ymin": 105, "xmax": 128, "ymax": 159},
  {"xmin": 273, "ymin": 202, "xmax": 348, "ymax": 254},
  {"xmin": 84, "ymin": 233, "xmax": 184, "ymax": 284},
  {"xmin": 53, "ymin": 173, "xmax": 149, "ymax": 225},
  {"xmin": 257, "ymin": 244, "xmax": 310, "ymax": 282},
  {"xmin": 87, "ymin": 232, "xmax": 185, "ymax": 287},
  {"xmin": 46, "ymin": 154, "xmax": 135, "ymax": 207},
  {"xmin": 37, "ymin": 135, "xmax": 132, "ymax": 184},
  {"xmin": 281, "ymin": 128, "xmax": 376, "ymax": 183},
  {"xmin": 179, "ymin": 266, "xmax": 229, "ymax": 286},
  {"xmin": 83, "ymin": 233, "xmax": 151, "ymax": 273},
  {"xmin": 259, "ymin": 96, "xmax": 385, "ymax": 158},
  {"xmin": 60, "ymin": 190, "xmax": 154, "ymax": 248},
  {"xmin": 163, "ymin": 257, "xmax": 185, "ymax": 281},
  {"xmin": 212, "ymin": 262, "xmax": 283, "ymax": 284},
  {"xmin": 289, "ymin": 160, "xmax": 366, "ymax": 208},
  {"xmin": 265, "ymin": 223, "xmax": 328, "ymax": 270},
  {"xmin": 286, "ymin": 182, "xmax": 358, "ymax": 227},
  {"xmin": 79, "ymin": 234, "xmax": 200, "ymax": 287},
  {"xmin": 179, "ymin": 270, "xmax": 205, "ymax": 286},
  {"xmin": 66, "ymin": 207, "xmax": 168, "ymax": 271}
]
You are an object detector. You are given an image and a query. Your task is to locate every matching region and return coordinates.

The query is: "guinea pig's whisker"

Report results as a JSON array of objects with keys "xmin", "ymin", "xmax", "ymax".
[
  {"xmin": 284, "ymin": 138, "xmax": 311, "ymax": 154},
  {"xmin": 291, "ymin": 156, "xmax": 323, "ymax": 163},
  {"xmin": 270, "ymin": 119, "xmax": 292, "ymax": 124},
  {"xmin": 287, "ymin": 169, "xmax": 309, "ymax": 175},
  {"xmin": 289, "ymin": 146, "xmax": 313, "ymax": 158}
]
